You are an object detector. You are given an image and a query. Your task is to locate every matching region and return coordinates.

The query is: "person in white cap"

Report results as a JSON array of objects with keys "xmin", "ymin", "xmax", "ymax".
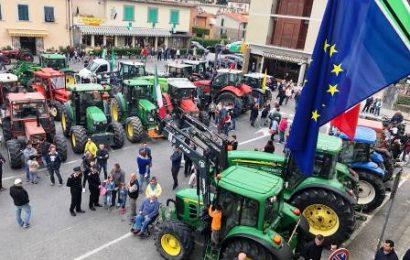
[{"xmin": 9, "ymin": 178, "xmax": 31, "ymax": 228}]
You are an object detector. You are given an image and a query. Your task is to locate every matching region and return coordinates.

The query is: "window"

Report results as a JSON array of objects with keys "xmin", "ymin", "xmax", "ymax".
[
  {"xmin": 148, "ymin": 7, "xmax": 158, "ymax": 25},
  {"xmin": 44, "ymin": 6, "xmax": 55, "ymax": 22},
  {"xmin": 18, "ymin": 4, "xmax": 29, "ymax": 21},
  {"xmin": 123, "ymin": 5, "xmax": 134, "ymax": 21},
  {"xmin": 169, "ymin": 9, "xmax": 179, "ymax": 25}
]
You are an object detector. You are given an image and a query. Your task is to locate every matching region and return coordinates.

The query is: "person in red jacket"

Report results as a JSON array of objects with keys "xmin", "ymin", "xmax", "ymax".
[{"xmin": 278, "ymin": 115, "xmax": 288, "ymax": 144}]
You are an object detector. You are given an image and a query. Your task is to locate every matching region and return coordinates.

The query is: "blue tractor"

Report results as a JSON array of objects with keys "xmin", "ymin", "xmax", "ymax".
[{"xmin": 338, "ymin": 126, "xmax": 386, "ymax": 212}]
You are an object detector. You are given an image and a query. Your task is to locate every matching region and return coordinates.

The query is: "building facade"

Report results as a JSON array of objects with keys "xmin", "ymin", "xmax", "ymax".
[
  {"xmin": 71, "ymin": 0, "xmax": 195, "ymax": 49},
  {"xmin": 192, "ymin": 8, "xmax": 216, "ymax": 39},
  {"xmin": 227, "ymin": 0, "xmax": 250, "ymax": 13},
  {"xmin": 213, "ymin": 12, "xmax": 247, "ymax": 42},
  {"xmin": 0, "ymin": 0, "xmax": 70, "ymax": 54},
  {"xmin": 245, "ymin": 0, "xmax": 326, "ymax": 85}
]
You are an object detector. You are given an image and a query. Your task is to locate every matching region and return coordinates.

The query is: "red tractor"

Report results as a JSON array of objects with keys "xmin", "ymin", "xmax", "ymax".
[
  {"xmin": 31, "ymin": 68, "xmax": 71, "ymax": 120},
  {"xmin": 0, "ymin": 49, "xmax": 34, "ymax": 65},
  {"xmin": 2, "ymin": 92, "xmax": 67, "ymax": 169},
  {"xmin": 193, "ymin": 69, "xmax": 253, "ymax": 113}
]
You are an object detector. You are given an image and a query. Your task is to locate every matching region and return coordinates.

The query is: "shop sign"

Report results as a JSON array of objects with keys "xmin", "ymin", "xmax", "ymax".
[
  {"xmin": 79, "ymin": 16, "xmax": 104, "ymax": 26},
  {"xmin": 262, "ymin": 51, "xmax": 308, "ymax": 64}
]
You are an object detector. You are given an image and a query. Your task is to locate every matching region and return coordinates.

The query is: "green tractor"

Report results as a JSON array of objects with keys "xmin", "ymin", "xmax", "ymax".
[
  {"xmin": 110, "ymin": 79, "xmax": 162, "ymax": 142},
  {"xmin": 61, "ymin": 83, "xmax": 125, "ymax": 153},
  {"xmin": 155, "ymin": 119, "xmax": 309, "ymax": 260},
  {"xmin": 39, "ymin": 53, "xmax": 68, "ymax": 71},
  {"xmin": 9, "ymin": 61, "xmax": 42, "ymax": 87}
]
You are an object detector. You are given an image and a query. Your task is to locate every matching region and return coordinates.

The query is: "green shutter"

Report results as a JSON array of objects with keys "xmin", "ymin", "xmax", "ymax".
[
  {"xmin": 169, "ymin": 9, "xmax": 179, "ymax": 25},
  {"xmin": 18, "ymin": 4, "xmax": 29, "ymax": 21},
  {"xmin": 148, "ymin": 7, "xmax": 158, "ymax": 24},
  {"xmin": 123, "ymin": 5, "xmax": 134, "ymax": 21}
]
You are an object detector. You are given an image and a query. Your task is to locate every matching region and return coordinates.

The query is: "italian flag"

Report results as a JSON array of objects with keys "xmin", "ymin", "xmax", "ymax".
[{"xmin": 153, "ymin": 66, "xmax": 166, "ymax": 119}]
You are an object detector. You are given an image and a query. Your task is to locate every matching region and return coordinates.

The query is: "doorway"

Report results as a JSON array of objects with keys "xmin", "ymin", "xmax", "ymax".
[{"xmin": 20, "ymin": 37, "xmax": 36, "ymax": 54}]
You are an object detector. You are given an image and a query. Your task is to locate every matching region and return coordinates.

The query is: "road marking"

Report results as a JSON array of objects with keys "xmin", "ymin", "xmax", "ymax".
[
  {"xmin": 73, "ymin": 233, "xmax": 132, "ymax": 260},
  {"xmin": 239, "ymin": 128, "xmax": 270, "ymax": 145}
]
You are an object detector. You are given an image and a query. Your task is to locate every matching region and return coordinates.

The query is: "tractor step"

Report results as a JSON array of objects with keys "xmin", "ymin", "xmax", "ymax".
[{"xmin": 204, "ymin": 242, "xmax": 221, "ymax": 260}]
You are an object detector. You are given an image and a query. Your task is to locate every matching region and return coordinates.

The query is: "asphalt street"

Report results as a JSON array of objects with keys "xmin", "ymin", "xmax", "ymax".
[{"xmin": 1, "ymin": 58, "xmax": 410, "ymax": 260}]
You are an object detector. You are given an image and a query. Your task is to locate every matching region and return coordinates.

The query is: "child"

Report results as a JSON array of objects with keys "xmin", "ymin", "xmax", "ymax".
[
  {"xmin": 208, "ymin": 204, "xmax": 222, "ymax": 246},
  {"xmin": 104, "ymin": 176, "xmax": 115, "ymax": 208},
  {"xmin": 278, "ymin": 115, "xmax": 288, "ymax": 144},
  {"xmin": 27, "ymin": 155, "xmax": 39, "ymax": 184},
  {"xmin": 118, "ymin": 183, "xmax": 127, "ymax": 211}
]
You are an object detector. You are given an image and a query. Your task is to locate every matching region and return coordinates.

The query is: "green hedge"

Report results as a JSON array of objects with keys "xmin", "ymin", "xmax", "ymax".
[
  {"xmin": 396, "ymin": 95, "xmax": 410, "ymax": 106},
  {"xmin": 191, "ymin": 37, "xmax": 230, "ymax": 47},
  {"xmin": 192, "ymin": 27, "xmax": 210, "ymax": 37}
]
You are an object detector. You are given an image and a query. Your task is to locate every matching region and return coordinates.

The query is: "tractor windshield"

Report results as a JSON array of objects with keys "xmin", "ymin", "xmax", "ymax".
[
  {"xmin": 87, "ymin": 61, "xmax": 99, "ymax": 73},
  {"xmin": 12, "ymin": 101, "xmax": 47, "ymax": 119},
  {"xmin": 81, "ymin": 91, "xmax": 103, "ymax": 105},
  {"xmin": 227, "ymin": 73, "xmax": 243, "ymax": 85},
  {"xmin": 178, "ymin": 88, "xmax": 195, "ymax": 99},
  {"xmin": 340, "ymin": 142, "xmax": 370, "ymax": 163},
  {"xmin": 50, "ymin": 76, "xmax": 65, "ymax": 89},
  {"xmin": 121, "ymin": 64, "xmax": 145, "ymax": 78},
  {"xmin": 44, "ymin": 58, "xmax": 66, "ymax": 70},
  {"xmin": 132, "ymin": 86, "xmax": 151, "ymax": 99}
]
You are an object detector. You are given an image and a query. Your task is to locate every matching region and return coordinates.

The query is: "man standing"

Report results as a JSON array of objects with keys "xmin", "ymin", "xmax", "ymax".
[
  {"xmin": 110, "ymin": 163, "xmax": 125, "ymax": 207},
  {"xmin": 170, "ymin": 147, "xmax": 182, "ymax": 190},
  {"xmin": 127, "ymin": 172, "xmax": 139, "ymax": 221},
  {"xmin": 0, "ymin": 152, "xmax": 6, "ymax": 191},
  {"xmin": 362, "ymin": 97, "xmax": 374, "ymax": 112},
  {"xmin": 183, "ymin": 138, "xmax": 194, "ymax": 177},
  {"xmin": 9, "ymin": 178, "xmax": 31, "ymax": 228},
  {"xmin": 375, "ymin": 240, "xmax": 399, "ymax": 260},
  {"xmin": 67, "ymin": 167, "xmax": 85, "ymax": 216},
  {"xmin": 96, "ymin": 144, "xmax": 109, "ymax": 179},
  {"xmin": 136, "ymin": 150, "xmax": 151, "ymax": 192},
  {"xmin": 23, "ymin": 141, "xmax": 37, "ymax": 182},
  {"xmin": 88, "ymin": 165, "xmax": 101, "ymax": 211},
  {"xmin": 39, "ymin": 138, "xmax": 51, "ymax": 168},
  {"xmin": 301, "ymin": 234, "xmax": 325, "ymax": 260},
  {"xmin": 46, "ymin": 145, "xmax": 63, "ymax": 186},
  {"xmin": 130, "ymin": 195, "xmax": 160, "ymax": 236},
  {"xmin": 139, "ymin": 142, "xmax": 152, "ymax": 174}
]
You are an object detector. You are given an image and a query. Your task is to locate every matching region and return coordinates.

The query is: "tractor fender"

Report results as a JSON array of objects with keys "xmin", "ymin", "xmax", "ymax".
[
  {"xmin": 220, "ymin": 86, "xmax": 244, "ymax": 97},
  {"xmin": 180, "ymin": 99, "xmax": 199, "ymax": 113},
  {"xmin": 114, "ymin": 93, "xmax": 127, "ymax": 114},
  {"xmin": 162, "ymin": 93, "xmax": 174, "ymax": 113},
  {"xmin": 222, "ymin": 232, "xmax": 293, "ymax": 260},
  {"xmin": 252, "ymin": 88, "xmax": 265, "ymax": 95},
  {"xmin": 371, "ymin": 152, "xmax": 384, "ymax": 164},
  {"xmin": 63, "ymin": 102, "xmax": 75, "ymax": 122},
  {"xmin": 291, "ymin": 184, "xmax": 357, "ymax": 205},
  {"xmin": 238, "ymin": 83, "xmax": 253, "ymax": 94},
  {"xmin": 350, "ymin": 162, "xmax": 385, "ymax": 177}
]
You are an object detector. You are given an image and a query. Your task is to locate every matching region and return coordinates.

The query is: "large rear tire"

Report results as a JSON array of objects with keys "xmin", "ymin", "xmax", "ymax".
[
  {"xmin": 70, "ymin": 126, "xmax": 87, "ymax": 154},
  {"xmin": 125, "ymin": 116, "xmax": 144, "ymax": 143},
  {"xmin": 356, "ymin": 171, "xmax": 385, "ymax": 212},
  {"xmin": 54, "ymin": 134, "xmax": 67, "ymax": 161},
  {"xmin": 109, "ymin": 121, "xmax": 125, "ymax": 149},
  {"xmin": 221, "ymin": 239, "xmax": 277, "ymax": 260},
  {"xmin": 49, "ymin": 101, "xmax": 63, "ymax": 121},
  {"xmin": 216, "ymin": 92, "xmax": 237, "ymax": 107},
  {"xmin": 155, "ymin": 220, "xmax": 194, "ymax": 260},
  {"xmin": 2, "ymin": 118, "xmax": 12, "ymax": 141},
  {"xmin": 61, "ymin": 107, "xmax": 72, "ymax": 137},
  {"xmin": 6, "ymin": 139, "xmax": 23, "ymax": 169},
  {"xmin": 291, "ymin": 189, "xmax": 355, "ymax": 244}
]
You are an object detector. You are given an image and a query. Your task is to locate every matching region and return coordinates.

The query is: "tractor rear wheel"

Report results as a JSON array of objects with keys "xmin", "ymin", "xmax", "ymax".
[
  {"xmin": 356, "ymin": 171, "xmax": 385, "ymax": 212},
  {"xmin": 110, "ymin": 97, "xmax": 122, "ymax": 122},
  {"xmin": 49, "ymin": 101, "xmax": 63, "ymax": 121},
  {"xmin": 2, "ymin": 118, "xmax": 12, "ymax": 141},
  {"xmin": 291, "ymin": 189, "xmax": 355, "ymax": 244},
  {"xmin": 221, "ymin": 239, "xmax": 277, "ymax": 260},
  {"xmin": 109, "ymin": 121, "xmax": 125, "ymax": 149},
  {"xmin": 6, "ymin": 139, "xmax": 23, "ymax": 169},
  {"xmin": 61, "ymin": 107, "xmax": 72, "ymax": 137},
  {"xmin": 217, "ymin": 92, "xmax": 238, "ymax": 108},
  {"xmin": 199, "ymin": 111, "xmax": 210, "ymax": 126},
  {"xmin": 47, "ymin": 117, "xmax": 56, "ymax": 142},
  {"xmin": 20, "ymin": 51, "xmax": 33, "ymax": 62},
  {"xmin": 54, "ymin": 134, "xmax": 67, "ymax": 161},
  {"xmin": 155, "ymin": 220, "xmax": 194, "ymax": 260},
  {"xmin": 125, "ymin": 116, "xmax": 144, "ymax": 143},
  {"xmin": 70, "ymin": 126, "xmax": 87, "ymax": 154}
]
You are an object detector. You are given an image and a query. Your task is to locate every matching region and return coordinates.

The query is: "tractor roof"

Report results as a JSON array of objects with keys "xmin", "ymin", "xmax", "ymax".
[
  {"xmin": 357, "ymin": 118, "xmax": 383, "ymax": 132},
  {"xmin": 339, "ymin": 126, "xmax": 377, "ymax": 144},
  {"xmin": 166, "ymin": 62, "xmax": 192, "ymax": 69},
  {"xmin": 33, "ymin": 68, "xmax": 64, "ymax": 77},
  {"xmin": 119, "ymin": 60, "xmax": 145, "ymax": 67},
  {"xmin": 167, "ymin": 78, "xmax": 196, "ymax": 89},
  {"xmin": 66, "ymin": 83, "xmax": 111, "ymax": 92},
  {"xmin": 0, "ymin": 73, "xmax": 18, "ymax": 83},
  {"xmin": 219, "ymin": 166, "xmax": 283, "ymax": 199},
  {"xmin": 123, "ymin": 79, "xmax": 153, "ymax": 86},
  {"xmin": 40, "ymin": 53, "xmax": 65, "ymax": 59},
  {"xmin": 316, "ymin": 133, "xmax": 343, "ymax": 155},
  {"xmin": 228, "ymin": 150, "xmax": 286, "ymax": 165},
  {"xmin": 217, "ymin": 68, "xmax": 242, "ymax": 74},
  {"xmin": 244, "ymin": 72, "xmax": 273, "ymax": 79},
  {"xmin": 8, "ymin": 92, "xmax": 45, "ymax": 102},
  {"xmin": 183, "ymin": 60, "xmax": 207, "ymax": 65}
]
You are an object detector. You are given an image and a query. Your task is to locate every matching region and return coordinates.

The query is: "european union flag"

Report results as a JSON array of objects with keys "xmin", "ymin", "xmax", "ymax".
[{"xmin": 287, "ymin": 0, "xmax": 410, "ymax": 175}]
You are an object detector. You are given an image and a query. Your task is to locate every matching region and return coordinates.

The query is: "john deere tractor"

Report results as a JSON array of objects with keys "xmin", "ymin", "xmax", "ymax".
[
  {"xmin": 61, "ymin": 84, "xmax": 125, "ymax": 153},
  {"xmin": 9, "ymin": 61, "xmax": 42, "ymax": 87},
  {"xmin": 110, "ymin": 79, "xmax": 161, "ymax": 142},
  {"xmin": 155, "ymin": 118, "xmax": 309, "ymax": 260}
]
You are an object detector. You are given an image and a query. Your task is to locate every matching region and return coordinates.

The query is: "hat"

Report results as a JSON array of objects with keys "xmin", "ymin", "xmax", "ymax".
[
  {"xmin": 14, "ymin": 178, "xmax": 23, "ymax": 185},
  {"xmin": 73, "ymin": 166, "xmax": 82, "ymax": 172}
]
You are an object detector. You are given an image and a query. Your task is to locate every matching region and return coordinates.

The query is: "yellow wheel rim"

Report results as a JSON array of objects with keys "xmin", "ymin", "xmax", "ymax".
[
  {"xmin": 71, "ymin": 134, "xmax": 76, "ymax": 147},
  {"xmin": 112, "ymin": 102, "xmax": 119, "ymax": 122},
  {"xmin": 127, "ymin": 122, "xmax": 133, "ymax": 138},
  {"xmin": 61, "ymin": 113, "xmax": 66, "ymax": 131},
  {"xmin": 303, "ymin": 204, "xmax": 340, "ymax": 237},
  {"xmin": 160, "ymin": 234, "xmax": 181, "ymax": 256},
  {"xmin": 66, "ymin": 75, "xmax": 75, "ymax": 85}
]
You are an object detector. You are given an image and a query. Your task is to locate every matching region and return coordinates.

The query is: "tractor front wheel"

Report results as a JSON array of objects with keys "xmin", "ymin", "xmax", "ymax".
[
  {"xmin": 125, "ymin": 117, "xmax": 144, "ymax": 143},
  {"xmin": 217, "ymin": 92, "xmax": 237, "ymax": 107},
  {"xmin": 6, "ymin": 140, "xmax": 23, "ymax": 169},
  {"xmin": 291, "ymin": 189, "xmax": 355, "ymax": 244},
  {"xmin": 109, "ymin": 121, "xmax": 125, "ymax": 149},
  {"xmin": 221, "ymin": 239, "xmax": 277, "ymax": 260},
  {"xmin": 356, "ymin": 171, "xmax": 385, "ymax": 212},
  {"xmin": 61, "ymin": 108, "xmax": 72, "ymax": 137},
  {"xmin": 155, "ymin": 220, "xmax": 194, "ymax": 260},
  {"xmin": 54, "ymin": 134, "xmax": 68, "ymax": 161},
  {"xmin": 49, "ymin": 101, "xmax": 64, "ymax": 121},
  {"xmin": 70, "ymin": 126, "xmax": 87, "ymax": 154}
]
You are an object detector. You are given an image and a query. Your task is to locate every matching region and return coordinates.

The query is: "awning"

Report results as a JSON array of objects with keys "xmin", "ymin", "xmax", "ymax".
[
  {"xmin": 8, "ymin": 29, "xmax": 48, "ymax": 37},
  {"xmin": 77, "ymin": 25, "xmax": 172, "ymax": 37}
]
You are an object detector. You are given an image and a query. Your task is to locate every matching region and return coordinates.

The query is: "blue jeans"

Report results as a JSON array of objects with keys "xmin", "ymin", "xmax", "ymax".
[
  {"xmin": 29, "ymin": 171, "xmax": 38, "ymax": 183},
  {"xmin": 279, "ymin": 131, "xmax": 285, "ymax": 143},
  {"xmin": 139, "ymin": 174, "xmax": 149, "ymax": 193},
  {"xmin": 16, "ymin": 204, "xmax": 31, "ymax": 226},
  {"xmin": 133, "ymin": 214, "xmax": 151, "ymax": 233},
  {"xmin": 24, "ymin": 163, "xmax": 30, "ymax": 181},
  {"xmin": 98, "ymin": 161, "xmax": 108, "ymax": 179},
  {"xmin": 119, "ymin": 195, "xmax": 127, "ymax": 208}
]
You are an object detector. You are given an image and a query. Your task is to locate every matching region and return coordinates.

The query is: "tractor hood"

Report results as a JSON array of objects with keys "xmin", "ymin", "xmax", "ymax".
[
  {"xmin": 193, "ymin": 79, "xmax": 211, "ymax": 87},
  {"xmin": 24, "ymin": 121, "xmax": 46, "ymax": 139},
  {"xmin": 86, "ymin": 106, "xmax": 107, "ymax": 123},
  {"xmin": 180, "ymin": 99, "xmax": 199, "ymax": 113},
  {"xmin": 138, "ymin": 99, "xmax": 157, "ymax": 112},
  {"xmin": 78, "ymin": 68, "xmax": 93, "ymax": 79}
]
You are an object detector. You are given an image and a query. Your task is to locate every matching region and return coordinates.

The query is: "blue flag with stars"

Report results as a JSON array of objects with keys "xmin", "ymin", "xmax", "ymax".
[{"xmin": 287, "ymin": 0, "xmax": 410, "ymax": 175}]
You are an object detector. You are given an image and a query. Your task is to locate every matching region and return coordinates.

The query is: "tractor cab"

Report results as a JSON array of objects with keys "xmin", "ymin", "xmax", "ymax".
[
  {"xmin": 118, "ymin": 61, "xmax": 146, "ymax": 80},
  {"xmin": 183, "ymin": 60, "xmax": 208, "ymax": 74},
  {"xmin": 244, "ymin": 72, "xmax": 274, "ymax": 106},
  {"xmin": 165, "ymin": 62, "xmax": 193, "ymax": 78},
  {"xmin": 0, "ymin": 73, "xmax": 20, "ymax": 107},
  {"xmin": 167, "ymin": 78, "xmax": 197, "ymax": 102},
  {"xmin": 39, "ymin": 53, "xmax": 67, "ymax": 70},
  {"xmin": 338, "ymin": 126, "xmax": 377, "ymax": 164},
  {"xmin": 211, "ymin": 69, "xmax": 244, "ymax": 89}
]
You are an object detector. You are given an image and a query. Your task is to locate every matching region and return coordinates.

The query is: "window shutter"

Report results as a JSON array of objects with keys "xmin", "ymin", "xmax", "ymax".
[
  {"xmin": 169, "ymin": 9, "xmax": 179, "ymax": 25},
  {"xmin": 124, "ymin": 5, "xmax": 134, "ymax": 21},
  {"xmin": 18, "ymin": 5, "xmax": 29, "ymax": 21},
  {"xmin": 148, "ymin": 7, "xmax": 158, "ymax": 24}
]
